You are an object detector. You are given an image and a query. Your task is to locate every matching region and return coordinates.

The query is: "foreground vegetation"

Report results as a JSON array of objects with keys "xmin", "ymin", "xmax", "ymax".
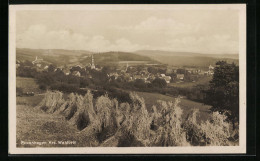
[
  {"xmin": 16, "ymin": 60, "xmax": 239, "ymax": 147},
  {"xmin": 16, "ymin": 90, "xmax": 238, "ymax": 147}
]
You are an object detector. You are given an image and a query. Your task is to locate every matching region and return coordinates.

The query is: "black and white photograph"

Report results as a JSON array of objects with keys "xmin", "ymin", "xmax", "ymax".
[{"xmin": 8, "ymin": 4, "xmax": 246, "ymax": 154}]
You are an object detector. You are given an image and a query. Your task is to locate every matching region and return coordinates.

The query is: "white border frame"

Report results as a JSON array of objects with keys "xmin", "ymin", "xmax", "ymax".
[{"xmin": 8, "ymin": 4, "xmax": 247, "ymax": 154}]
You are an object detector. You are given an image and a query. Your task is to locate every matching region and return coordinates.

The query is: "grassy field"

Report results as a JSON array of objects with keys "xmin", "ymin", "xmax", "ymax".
[
  {"xmin": 15, "ymin": 76, "xmax": 212, "ymax": 147},
  {"xmin": 17, "ymin": 95, "xmax": 44, "ymax": 107},
  {"xmin": 16, "ymin": 77, "xmax": 42, "ymax": 93},
  {"xmin": 16, "ymin": 77, "xmax": 83, "ymax": 147},
  {"xmin": 135, "ymin": 91, "xmax": 211, "ymax": 123},
  {"xmin": 16, "ymin": 95, "xmax": 99, "ymax": 147},
  {"xmin": 169, "ymin": 76, "xmax": 212, "ymax": 88}
]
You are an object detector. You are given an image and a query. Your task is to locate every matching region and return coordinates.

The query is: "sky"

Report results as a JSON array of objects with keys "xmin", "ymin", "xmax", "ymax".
[{"xmin": 16, "ymin": 6, "xmax": 240, "ymax": 54}]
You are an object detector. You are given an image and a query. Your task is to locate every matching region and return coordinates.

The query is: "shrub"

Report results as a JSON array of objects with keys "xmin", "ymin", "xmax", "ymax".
[
  {"xmin": 200, "ymin": 111, "xmax": 231, "ymax": 146},
  {"xmin": 55, "ymin": 93, "xmax": 76, "ymax": 114},
  {"xmin": 50, "ymin": 83, "xmax": 79, "ymax": 93},
  {"xmin": 151, "ymin": 78, "xmax": 167, "ymax": 88},
  {"xmin": 150, "ymin": 105, "xmax": 160, "ymax": 131},
  {"xmin": 39, "ymin": 84, "xmax": 47, "ymax": 91},
  {"xmin": 184, "ymin": 109, "xmax": 233, "ymax": 146},
  {"xmin": 134, "ymin": 79, "xmax": 147, "ymax": 89},
  {"xmin": 152, "ymin": 97, "xmax": 189, "ymax": 146},
  {"xmin": 121, "ymin": 92, "xmax": 152, "ymax": 145},
  {"xmin": 35, "ymin": 89, "xmax": 236, "ymax": 147},
  {"xmin": 94, "ymin": 95, "xmax": 119, "ymax": 142},
  {"xmin": 183, "ymin": 109, "xmax": 205, "ymax": 145},
  {"xmin": 36, "ymin": 90, "xmax": 65, "ymax": 113},
  {"xmin": 67, "ymin": 91, "xmax": 96, "ymax": 130}
]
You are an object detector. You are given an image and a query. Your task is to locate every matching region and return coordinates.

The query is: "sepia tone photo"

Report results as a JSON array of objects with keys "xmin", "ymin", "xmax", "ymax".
[{"xmin": 9, "ymin": 4, "xmax": 246, "ymax": 154}]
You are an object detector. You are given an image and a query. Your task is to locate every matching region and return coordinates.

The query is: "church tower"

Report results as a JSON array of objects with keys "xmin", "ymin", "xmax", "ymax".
[
  {"xmin": 125, "ymin": 62, "xmax": 129, "ymax": 72},
  {"xmin": 91, "ymin": 55, "xmax": 95, "ymax": 69}
]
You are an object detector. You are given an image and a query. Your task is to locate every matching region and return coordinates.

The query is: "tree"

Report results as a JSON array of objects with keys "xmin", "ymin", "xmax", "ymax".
[
  {"xmin": 204, "ymin": 61, "xmax": 239, "ymax": 125},
  {"xmin": 22, "ymin": 60, "xmax": 33, "ymax": 67},
  {"xmin": 169, "ymin": 73, "xmax": 177, "ymax": 82},
  {"xmin": 102, "ymin": 66, "xmax": 113, "ymax": 74},
  {"xmin": 134, "ymin": 79, "xmax": 146, "ymax": 89},
  {"xmin": 177, "ymin": 68, "xmax": 186, "ymax": 74},
  {"xmin": 151, "ymin": 78, "xmax": 167, "ymax": 88},
  {"xmin": 48, "ymin": 64, "xmax": 56, "ymax": 73},
  {"xmin": 147, "ymin": 67, "xmax": 158, "ymax": 74}
]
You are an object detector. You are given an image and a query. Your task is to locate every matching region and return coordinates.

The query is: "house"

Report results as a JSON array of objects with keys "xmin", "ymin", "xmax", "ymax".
[
  {"xmin": 32, "ymin": 56, "xmax": 43, "ymax": 65},
  {"xmin": 36, "ymin": 64, "xmax": 42, "ymax": 68},
  {"xmin": 159, "ymin": 74, "xmax": 171, "ymax": 83},
  {"xmin": 44, "ymin": 65, "xmax": 49, "ymax": 70},
  {"xmin": 109, "ymin": 72, "xmax": 119, "ymax": 80},
  {"xmin": 160, "ymin": 74, "xmax": 166, "ymax": 77},
  {"xmin": 163, "ymin": 76, "xmax": 171, "ymax": 83},
  {"xmin": 133, "ymin": 75, "xmax": 147, "ymax": 81},
  {"xmin": 166, "ymin": 68, "xmax": 173, "ymax": 74},
  {"xmin": 72, "ymin": 71, "xmax": 81, "ymax": 77},
  {"xmin": 204, "ymin": 70, "xmax": 214, "ymax": 76},
  {"xmin": 62, "ymin": 67, "xmax": 70, "ymax": 75},
  {"xmin": 207, "ymin": 65, "xmax": 214, "ymax": 75},
  {"xmin": 16, "ymin": 60, "xmax": 20, "ymax": 68},
  {"xmin": 209, "ymin": 65, "xmax": 214, "ymax": 70},
  {"xmin": 177, "ymin": 74, "xmax": 184, "ymax": 80}
]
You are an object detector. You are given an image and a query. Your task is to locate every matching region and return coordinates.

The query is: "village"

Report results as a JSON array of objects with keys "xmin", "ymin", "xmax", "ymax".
[{"xmin": 17, "ymin": 54, "xmax": 215, "ymax": 86}]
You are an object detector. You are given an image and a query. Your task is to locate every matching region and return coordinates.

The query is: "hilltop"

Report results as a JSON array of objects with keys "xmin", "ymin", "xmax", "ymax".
[
  {"xmin": 16, "ymin": 48, "xmax": 93, "ymax": 66},
  {"xmin": 135, "ymin": 50, "xmax": 239, "ymax": 67},
  {"xmin": 16, "ymin": 48, "xmax": 157, "ymax": 67},
  {"xmin": 16, "ymin": 48, "xmax": 239, "ymax": 68},
  {"xmin": 79, "ymin": 51, "xmax": 158, "ymax": 66}
]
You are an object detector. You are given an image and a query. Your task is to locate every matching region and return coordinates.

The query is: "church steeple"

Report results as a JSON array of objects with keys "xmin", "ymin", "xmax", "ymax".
[
  {"xmin": 91, "ymin": 55, "xmax": 95, "ymax": 69},
  {"xmin": 125, "ymin": 62, "xmax": 129, "ymax": 72}
]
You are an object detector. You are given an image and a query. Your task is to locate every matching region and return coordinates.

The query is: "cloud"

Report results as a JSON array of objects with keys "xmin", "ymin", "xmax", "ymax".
[
  {"xmin": 17, "ymin": 25, "xmax": 146, "ymax": 52},
  {"xmin": 17, "ymin": 25, "xmax": 90, "ymax": 50},
  {"xmin": 17, "ymin": 24, "xmax": 238, "ymax": 54},
  {"xmin": 166, "ymin": 34, "xmax": 238, "ymax": 54},
  {"xmin": 116, "ymin": 17, "xmax": 200, "ymax": 36}
]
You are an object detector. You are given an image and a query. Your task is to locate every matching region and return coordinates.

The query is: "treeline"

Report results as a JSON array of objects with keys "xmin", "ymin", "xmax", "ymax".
[{"xmin": 16, "ymin": 61, "xmax": 207, "ymax": 103}]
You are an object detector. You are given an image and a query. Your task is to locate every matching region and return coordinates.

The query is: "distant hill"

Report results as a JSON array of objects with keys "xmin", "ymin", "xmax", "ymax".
[
  {"xmin": 16, "ymin": 48, "xmax": 93, "ymax": 66},
  {"xmin": 135, "ymin": 50, "xmax": 239, "ymax": 67},
  {"xmin": 79, "ymin": 51, "xmax": 158, "ymax": 66},
  {"xmin": 16, "ymin": 48, "xmax": 156, "ymax": 67},
  {"xmin": 16, "ymin": 48, "xmax": 238, "ymax": 67}
]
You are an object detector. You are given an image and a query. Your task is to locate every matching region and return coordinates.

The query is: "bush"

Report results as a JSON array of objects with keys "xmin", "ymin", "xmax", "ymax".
[
  {"xmin": 151, "ymin": 78, "xmax": 167, "ymax": 88},
  {"xmin": 36, "ymin": 91, "xmax": 65, "ymax": 113},
  {"xmin": 17, "ymin": 66, "xmax": 37, "ymax": 78},
  {"xmin": 184, "ymin": 110, "xmax": 233, "ymax": 146},
  {"xmin": 35, "ymin": 89, "xmax": 236, "ymax": 147},
  {"xmin": 39, "ymin": 84, "xmax": 47, "ymax": 91},
  {"xmin": 152, "ymin": 97, "xmax": 189, "ymax": 146},
  {"xmin": 133, "ymin": 79, "xmax": 147, "ymax": 89},
  {"xmin": 183, "ymin": 109, "xmax": 205, "ymax": 145},
  {"xmin": 50, "ymin": 83, "xmax": 85, "ymax": 94},
  {"xmin": 94, "ymin": 95, "xmax": 119, "ymax": 142},
  {"xmin": 200, "ymin": 112, "xmax": 231, "ymax": 146},
  {"xmin": 121, "ymin": 92, "xmax": 152, "ymax": 145}
]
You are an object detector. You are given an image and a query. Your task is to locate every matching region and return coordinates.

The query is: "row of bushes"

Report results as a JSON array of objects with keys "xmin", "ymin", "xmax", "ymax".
[
  {"xmin": 37, "ymin": 90, "xmax": 238, "ymax": 147},
  {"xmin": 17, "ymin": 63, "xmax": 207, "ymax": 103}
]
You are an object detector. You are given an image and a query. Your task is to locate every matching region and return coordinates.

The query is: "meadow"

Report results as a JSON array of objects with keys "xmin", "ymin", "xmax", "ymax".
[
  {"xmin": 16, "ymin": 77, "xmax": 42, "ymax": 94},
  {"xmin": 135, "ymin": 91, "xmax": 211, "ymax": 123},
  {"xmin": 169, "ymin": 76, "xmax": 212, "ymax": 88},
  {"xmin": 16, "ymin": 76, "xmax": 238, "ymax": 147}
]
